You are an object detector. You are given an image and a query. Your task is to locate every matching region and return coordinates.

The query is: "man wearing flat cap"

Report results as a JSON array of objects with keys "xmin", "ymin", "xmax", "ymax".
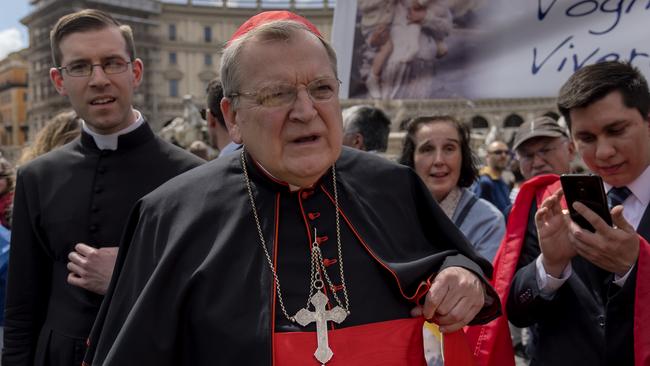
[
  {"xmin": 466, "ymin": 115, "xmax": 575, "ymax": 366},
  {"xmin": 83, "ymin": 10, "xmax": 500, "ymax": 366},
  {"xmin": 512, "ymin": 116, "xmax": 575, "ymax": 180}
]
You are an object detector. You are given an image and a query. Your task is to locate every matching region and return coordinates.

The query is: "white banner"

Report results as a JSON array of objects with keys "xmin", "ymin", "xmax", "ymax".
[{"xmin": 332, "ymin": 0, "xmax": 650, "ymax": 100}]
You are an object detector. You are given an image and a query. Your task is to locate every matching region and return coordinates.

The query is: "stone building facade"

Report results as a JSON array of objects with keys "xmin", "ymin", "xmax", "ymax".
[
  {"xmin": 0, "ymin": 50, "xmax": 29, "ymax": 149},
  {"xmin": 342, "ymin": 97, "xmax": 558, "ymax": 158},
  {"xmin": 156, "ymin": 0, "xmax": 334, "ymax": 124}
]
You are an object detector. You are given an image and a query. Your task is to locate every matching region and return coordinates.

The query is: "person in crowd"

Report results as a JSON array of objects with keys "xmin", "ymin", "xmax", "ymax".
[
  {"xmin": 0, "ymin": 158, "xmax": 14, "ymax": 347},
  {"xmin": 513, "ymin": 116, "xmax": 575, "ymax": 182},
  {"xmin": 83, "ymin": 11, "xmax": 500, "ymax": 365},
  {"xmin": 399, "ymin": 115, "xmax": 505, "ymax": 366},
  {"xmin": 472, "ymin": 140, "xmax": 511, "ymax": 213},
  {"xmin": 0, "ymin": 221, "xmax": 9, "ymax": 347},
  {"xmin": 17, "ymin": 110, "xmax": 81, "ymax": 166},
  {"xmin": 2, "ymin": 10, "xmax": 203, "ymax": 366},
  {"xmin": 510, "ymin": 115, "xmax": 576, "ymax": 360},
  {"xmin": 466, "ymin": 115, "xmax": 577, "ymax": 366},
  {"xmin": 188, "ymin": 140, "xmax": 210, "ymax": 160},
  {"xmin": 3, "ymin": 111, "xmax": 80, "ymax": 353},
  {"xmin": 400, "ymin": 115, "xmax": 505, "ymax": 261},
  {"xmin": 203, "ymin": 78, "xmax": 241, "ymax": 157},
  {"xmin": 0, "ymin": 159, "xmax": 14, "ymax": 229},
  {"xmin": 507, "ymin": 159, "xmax": 525, "ymax": 203},
  {"xmin": 341, "ymin": 104, "xmax": 391, "ymax": 153},
  {"xmin": 507, "ymin": 61, "xmax": 650, "ymax": 366},
  {"xmin": 507, "ymin": 116, "xmax": 577, "ymax": 268}
]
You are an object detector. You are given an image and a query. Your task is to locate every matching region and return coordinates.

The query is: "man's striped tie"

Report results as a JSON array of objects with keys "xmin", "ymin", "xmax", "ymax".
[{"xmin": 607, "ymin": 186, "xmax": 632, "ymax": 208}]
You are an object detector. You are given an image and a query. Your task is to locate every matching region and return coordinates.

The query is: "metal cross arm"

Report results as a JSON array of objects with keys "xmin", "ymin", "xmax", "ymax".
[{"xmin": 294, "ymin": 291, "xmax": 348, "ymax": 365}]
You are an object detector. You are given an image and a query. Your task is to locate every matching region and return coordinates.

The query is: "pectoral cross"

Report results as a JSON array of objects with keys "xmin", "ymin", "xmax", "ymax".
[{"xmin": 294, "ymin": 291, "xmax": 348, "ymax": 365}]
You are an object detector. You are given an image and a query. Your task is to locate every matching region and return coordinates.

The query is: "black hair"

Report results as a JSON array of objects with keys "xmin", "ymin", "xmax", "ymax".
[
  {"xmin": 558, "ymin": 61, "xmax": 650, "ymax": 128},
  {"xmin": 206, "ymin": 78, "xmax": 226, "ymax": 128},
  {"xmin": 343, "ymin": 105, "xmax": 391, "ymax": 152}
]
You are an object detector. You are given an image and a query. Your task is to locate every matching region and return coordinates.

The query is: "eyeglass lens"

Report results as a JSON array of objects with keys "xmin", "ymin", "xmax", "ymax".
[{"xmin": 62, "ymin": 58, "xmax": 130, "ymax": 77}]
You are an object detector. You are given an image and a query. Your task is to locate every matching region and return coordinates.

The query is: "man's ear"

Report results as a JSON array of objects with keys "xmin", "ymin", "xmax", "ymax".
[
  {"xmin": 352, "ymin": 133, "xmax": 364, "ymax": 150},
  {"xmin": 221, "ymin": 97, "xmax": 242, "ymax": 144},
  {"xmin": 50, "ymin": 67, "xmax": 67, "ymax": 96},
  {"xmin": 567, "ymin": 139, "xmax": 576, "ymax": 160},
  {"xmin": 206, "ymin": 112, "xmax": 217, "ymax": 128},
  {"xmin": 131, "ymin": 58, "xmax": 144, "ymax": 88}
]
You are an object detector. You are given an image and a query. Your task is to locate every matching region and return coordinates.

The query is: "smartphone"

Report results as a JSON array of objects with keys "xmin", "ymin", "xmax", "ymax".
[{"xmin": 560, "ymin": 174, "xmax": 612, "ymax": 232}]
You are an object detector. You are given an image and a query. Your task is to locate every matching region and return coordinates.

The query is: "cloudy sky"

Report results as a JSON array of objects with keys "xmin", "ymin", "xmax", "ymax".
[{"xmin": 0, "ymin": 0, "xmax": 30, "ymax": 59}]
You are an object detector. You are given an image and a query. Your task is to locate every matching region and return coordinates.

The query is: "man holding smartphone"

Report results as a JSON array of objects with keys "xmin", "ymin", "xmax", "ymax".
[{"xmin": 507, "ymin": 61, "xmax": 650, "ymax": 366}]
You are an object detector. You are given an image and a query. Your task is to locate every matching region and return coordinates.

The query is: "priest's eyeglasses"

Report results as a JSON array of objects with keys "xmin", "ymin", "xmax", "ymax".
[
  {"xmin": 229, "ymin": 77, "xmax": 341, "ymax": 108},
  {"xmin": 58, "ymin": 58, "xmax": 132, "ymax": 77}
]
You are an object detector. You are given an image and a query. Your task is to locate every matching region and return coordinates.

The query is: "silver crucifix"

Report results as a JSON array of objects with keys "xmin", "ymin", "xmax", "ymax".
[{"xmin": 294, "ymin": 291, "xmax": 348, "ymax": 365}]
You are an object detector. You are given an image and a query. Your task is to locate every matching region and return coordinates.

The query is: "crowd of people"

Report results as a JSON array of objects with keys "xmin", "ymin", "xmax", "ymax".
[{"xmin": 0, "ymin": 7, "xmax": 646, "ymax": 366}]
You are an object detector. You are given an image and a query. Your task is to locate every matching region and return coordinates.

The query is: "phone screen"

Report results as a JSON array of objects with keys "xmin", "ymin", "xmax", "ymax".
[{"xmin": 560, "ymin": 174, "xmax": 612, "ymax": 232}]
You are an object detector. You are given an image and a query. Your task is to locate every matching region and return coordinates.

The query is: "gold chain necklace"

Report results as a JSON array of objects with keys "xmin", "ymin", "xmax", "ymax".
[{"xmin": 241, "ymin": 150, "xmax": 350, "ymax": 322}]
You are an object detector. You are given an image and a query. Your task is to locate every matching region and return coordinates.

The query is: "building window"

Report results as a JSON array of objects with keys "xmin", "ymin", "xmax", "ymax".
[
  {"xmin": 169, "ymin": 80, "xmax": 179, "ymax": 97},
  {"xmin": 471, "ymin": 115, "xmax": 489, "ymax": 129},
  {"xmin": 169, "ymin": 24, "xmax": 176, "ymax": 41},
  {"xmin": 204, "ymin": 53, "xmax": 212, "ymax": 66},
  {"xmin": 504, "ymin": 114, "xmax": 524, "ymax": 128},
  {"xmin": 204, "ymin": 26, "xmax": 212, "ymax": 43},
  {"xmin": 169, "ymin": 52, "xmax": 177, "ymax": 65}
]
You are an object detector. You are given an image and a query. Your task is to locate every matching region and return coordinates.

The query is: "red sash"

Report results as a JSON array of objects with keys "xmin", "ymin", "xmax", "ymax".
[
  {"xmin": 465, "ymin": 174, "xmax": 562, "ymax": 366},
  {"xmin": 274, "ymin": 317, "xmax": 426, "ymax": 365},
  {"xmin": 635, "ymin": 238, "xmax": 650, "ymax": 365}
]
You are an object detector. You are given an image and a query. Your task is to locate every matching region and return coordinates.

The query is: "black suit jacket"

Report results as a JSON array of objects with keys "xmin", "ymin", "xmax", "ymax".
[
  {"xmin": 507, "ymin": 198, "xmax": 650, "ymax": 366},
  {"xmin": 2, "ymin": 122, "xmax": 203, "ymax": 366}
]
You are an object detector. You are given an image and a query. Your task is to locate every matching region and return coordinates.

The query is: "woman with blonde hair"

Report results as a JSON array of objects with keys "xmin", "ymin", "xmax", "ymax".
[{"xmin": 18, "ymin": 110, "xmax": 81, "ymax": 165}]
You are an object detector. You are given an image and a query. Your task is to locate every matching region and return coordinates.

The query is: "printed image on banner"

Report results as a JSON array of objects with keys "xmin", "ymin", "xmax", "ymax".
[
  {"xmin": 347, "ymin": 0, "xmax": 484, "ymax": 99},
  {"xmin": 334, "ymin": 0, "xmax": 650, "ymax": 100}
]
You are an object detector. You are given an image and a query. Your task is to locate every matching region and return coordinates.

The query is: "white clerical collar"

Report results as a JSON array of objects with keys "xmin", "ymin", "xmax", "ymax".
[
  {"xmin": 603, "ymin": 164, "xmax": 650, "ymax": 208},
  {"xmin": 81, "ymin": 109, "xmax": 144, "ymax": 150},
  {"xmin": 254, "ymin": 160, "xmax": 302, "ymax": 191}
]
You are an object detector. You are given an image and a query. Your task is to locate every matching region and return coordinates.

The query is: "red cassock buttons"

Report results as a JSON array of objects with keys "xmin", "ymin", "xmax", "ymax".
[{"xmin": 331, "ymin": 284, "xmax": 344, "ymax": 292}]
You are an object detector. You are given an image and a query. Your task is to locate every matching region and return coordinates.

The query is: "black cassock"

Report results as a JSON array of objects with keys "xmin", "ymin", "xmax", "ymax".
[
  {"xmin": 2, "ymin": 123, "xmax": 204, "ymax": 366},
  {"xmin": 85, "ymin": 147, "xmax": 500, "ymax": 365}
]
